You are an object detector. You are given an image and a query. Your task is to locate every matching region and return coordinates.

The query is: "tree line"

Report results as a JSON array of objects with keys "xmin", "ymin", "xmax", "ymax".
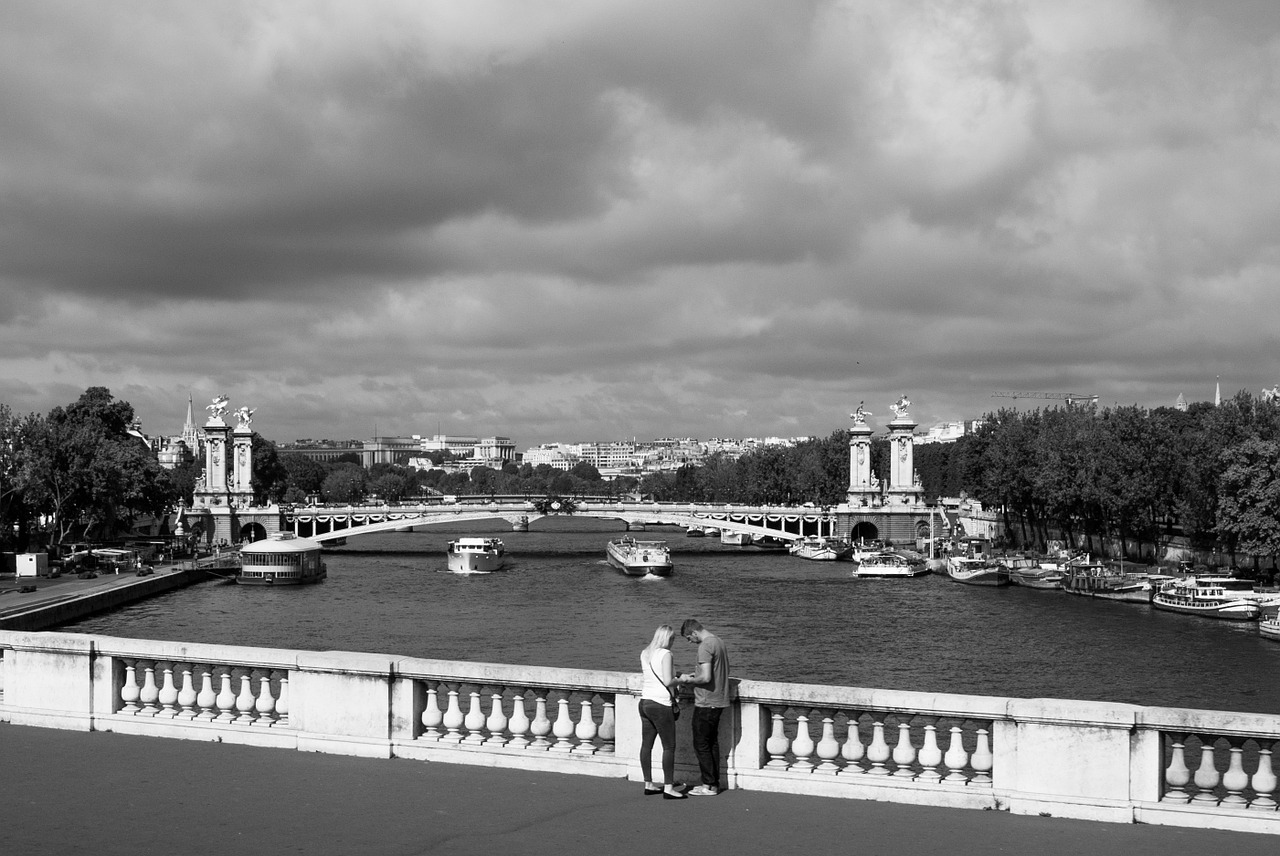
[{"xmin": 5, "ymin": 387, "xmax": 1280, "ymax": 567}]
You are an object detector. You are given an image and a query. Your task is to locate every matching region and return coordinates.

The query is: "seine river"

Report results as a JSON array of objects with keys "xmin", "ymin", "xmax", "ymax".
[{"xmin": 62, "ymin": 518, "xmax": 1280, "ymax": 714}]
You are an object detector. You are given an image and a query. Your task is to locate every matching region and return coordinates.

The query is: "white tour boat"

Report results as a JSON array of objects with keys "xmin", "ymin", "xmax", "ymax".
[
  {"xmin": 606, "ymin": 536, "xmax": 673, "ymax": 577},
  {"xmin": 1151, "ymin": 576, "xmax": 1262, "ymax": 621},
  {"xmin": 853, "ymin": 551, "xmax": 930, "ymax": 578},
  {"xmin": 236, "ymin": 532, "xmax": 327, "ymax": 586},
  {"xmin": 446, "ymin": 537, "xmax": 507, "ymax": 573},
  {"xmin": 788, "ymin": 535, "xmax": 852, "ymax": 562}
]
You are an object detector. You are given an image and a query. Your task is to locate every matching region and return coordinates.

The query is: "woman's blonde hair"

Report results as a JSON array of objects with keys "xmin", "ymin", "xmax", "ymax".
[{"xmin": 644, "ymin": 624, "xmax": 675, "ymax": 659}]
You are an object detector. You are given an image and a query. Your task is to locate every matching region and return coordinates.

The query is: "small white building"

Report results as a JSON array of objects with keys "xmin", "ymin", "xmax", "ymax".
[{"xmin": 16, "ymin": 553, "xmax": 48, "ymax": 578}]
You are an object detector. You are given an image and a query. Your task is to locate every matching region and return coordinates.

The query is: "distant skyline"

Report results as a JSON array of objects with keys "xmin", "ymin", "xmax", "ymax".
[{"xmin": 3, "ymin": 2, "xmax": 1279, "ymax": 447}]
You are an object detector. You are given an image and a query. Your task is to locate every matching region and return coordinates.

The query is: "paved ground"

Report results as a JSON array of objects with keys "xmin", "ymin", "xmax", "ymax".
[{"xmin": 2, "ymin": 724, "xmax": 1277, "ymax": 856}]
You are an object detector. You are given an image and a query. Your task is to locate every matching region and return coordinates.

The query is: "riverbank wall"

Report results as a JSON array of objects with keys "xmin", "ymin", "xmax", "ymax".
[
  {"xmin": 0, "ymin": 567, "xmax": 210, "ymax": 631},
  {"xmin": 3, "ymin": 629, "xmax": 1279, "ymax": 836}
]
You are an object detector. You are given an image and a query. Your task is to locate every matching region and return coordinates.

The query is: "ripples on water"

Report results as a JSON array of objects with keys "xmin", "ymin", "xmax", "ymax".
[{"xmin": 62, "ymin": 519, "xmax": 1280, "ymax": 713}]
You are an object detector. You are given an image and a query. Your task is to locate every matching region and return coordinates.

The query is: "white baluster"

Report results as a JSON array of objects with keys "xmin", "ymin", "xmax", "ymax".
[
  {"xmin": 765, "ymin": 711, "xmax": 791, "ymax": 769},
  {"xmin": 485, "ymin": 691, "xmax": 509, "ymax": 747},
  {"xmin": 970, "ymin": 728, "xmax": 993, "ymax": 785},
  {"xmin": 1192, "ymin": 736, "xmax": 1222, "ymax": 804},
  {"xmin": 254, "ymin": 673, "xmax": 277, "ymax": 725},
  {"xmin": 420, "ymin": 681, "xmax": 444, "ymax": 741},
  {"xmin": 156, "ymin": 663, "xmax": 179, "ymax": 718},
  {"xmin": 1222, "ymin": 739, "xmax": 1249, "ymax": 806},
  {"xmin": 815, "ymin": 713, "xmax": 840, "ymax": 774},
  {"xmin": 790, "ymin": 712, "xmax": 816, "ymax": 772},
  {"xmin": 176, "ymin": 664, "xmax": 199, "ymax": 720},
  {"xmin": 941, "ymin": 726, "xmax": 969, "ymax": 783},
  {"xmin": 530, "ymin": 691, "xmax": 552, "ymax": 750},
  {"xmin": 214, "ymin": 668, "xmax": 237, "ymax": 722},
  {"xmin": 550, "ymin": 696, "xmax": 575, "ymax": 752},
  {"xmin": 1163, "ymin": 733, "xmax": 1192, "ymax": 803},
  {"xmin": 507, "ymin": 691, "xmax": 532, "ymax": 749},
  {"xmin": 195, "ymin": 666, "xmax": 217, "ymax": 721},
  {"xmin": 462, "ymin": 688, "xmax": 486, "ymax": 745},
  {"xmin": 866, "ymin": 717, "xmax": 891, "ymax": 775},
  {"xmin": 119, "ymin": 660, "xmax": 141, "ymax": 714},
  {"xmin": 891, "ymin": 722, "xmax": 917, "ymax": 777},
  {"xmin": 442, "ymin": 683, "xmax": 465, "ymax": 743},
  {"xmin": 917, "ymin": 722, "xmax": 943, "ymax": 782},
  {"xmin": 139, "ymin": 662, "xmax": 160, "ymax": 716},
  {"xmin": 275, "ymin": 672, "xmax": 290, "ymax": 725},
  {"xmin": 597, "ymin": 699, "xmax": 616, "ymax": 754},
  {"xmin": 573, "ymin": 699, "xmax": 598, "ymax": 754},
  {"xmin": 839, "ymin": 713, "xmax": 865, "ymax": 774},
  {"xmin": 235, "ymin": 671, "xmax": 257, "ymax": 723},
  {"xmin": 1251, "ymin": 743, "xmax": 1278, "ymax": 810}
]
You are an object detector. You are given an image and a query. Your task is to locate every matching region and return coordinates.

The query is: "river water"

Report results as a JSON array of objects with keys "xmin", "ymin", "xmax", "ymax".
[{"xmin": 61, "ymin": 518, "xmax": 1280, "ymax": 714}]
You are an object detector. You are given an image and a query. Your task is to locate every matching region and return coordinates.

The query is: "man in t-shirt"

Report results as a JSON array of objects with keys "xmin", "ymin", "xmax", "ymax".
[{"xmin": 674, "ymin": 618, "xmax": 730, "ymax": 795}]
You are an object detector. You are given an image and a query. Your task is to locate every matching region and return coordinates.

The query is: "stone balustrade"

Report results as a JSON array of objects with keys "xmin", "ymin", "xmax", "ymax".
[{"xmin": 2, "ymin": 629, "xmax": 1280, "ymax": 835}]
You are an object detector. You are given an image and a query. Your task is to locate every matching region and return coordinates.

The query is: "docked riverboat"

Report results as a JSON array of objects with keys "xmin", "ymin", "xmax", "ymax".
[
  {"xmin": 946, "ymin": 556, "xmax": 1010, "ymax": 586},
  {"xmin": 446, "ymin": 537, "xmax": 506, "ymax": 573},
  {"xmin": 606, "ymin": 536, "xmax": 673, "ymax": 577},
  {"xmin": 789, "ymin": 535, "xmax": 852, "ymax": 562},
  {"xmin": 236, "ymin": 532, "xmax": 326, "ymax": 586},
  {"xmin": 1059, "ymin": 559, "xmax": 1154, "ymax": 602},
  {"xmin": 853, "ymin": 551, "xmax": 930, "ymax": 578},
  {"xmin": 719, "ymin": 530, "xmax": 753, "ymax": 546},
  {"xmin": 1151, "ymin": 576, "xmax": 1263, "ymax": 621}
]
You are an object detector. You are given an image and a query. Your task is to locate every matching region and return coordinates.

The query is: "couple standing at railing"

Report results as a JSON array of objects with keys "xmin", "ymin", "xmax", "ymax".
[{"xmin": 638, "ymin": 619, "xmax": 731, "ymax": 800}]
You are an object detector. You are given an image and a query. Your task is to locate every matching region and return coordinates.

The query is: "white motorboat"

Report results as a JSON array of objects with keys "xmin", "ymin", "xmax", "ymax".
[
  {"xmin": 1151, "ymin": 576, "xmax": 1262, "ymax": 621},
  {"xmin": 606, "ymin": 536, "xmax": 673, "ymax": 577},
  {"xmin": 446, "ymin": 537, "xmax": 506, "ymax": 573},
  {"xmin": 853, "ymin": 551, "xmax": 930, "ymax": 578},
  {"xmin": 789, "ymin": 535, "xmax": 852, "ymax": 562}
]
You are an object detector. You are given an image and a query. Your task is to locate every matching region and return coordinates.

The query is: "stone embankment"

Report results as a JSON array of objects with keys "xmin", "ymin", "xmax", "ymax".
[{"xmin": 0, "ymin": 564, "xmax": 212, "ymax": 631}]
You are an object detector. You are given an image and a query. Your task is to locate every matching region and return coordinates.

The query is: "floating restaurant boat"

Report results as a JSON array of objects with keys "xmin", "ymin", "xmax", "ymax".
[
  {"xmin": 605, "ymin": 536, "xmax": 673, "ymax": 577},
  {"xmin": 720, "ymin": 530, "xmax": 753, "ymax": 546},
  {"xmin": 853, "ymin": 551, "xmax": 930, "ymax": 578},
  {"xmin": 235, "ymin": 532, "xmax": 327, "ymax": 586},
  {"xmin": 445, "ymin": 537, "xmax": 507, "ymax": 573},
  {"xmin": 788, "ymin": 536, "xmax": 852, "ymax": 562},
  {"xmin": 1151, "ymin": 576, "xmax": 1262, "ymax": 621}
]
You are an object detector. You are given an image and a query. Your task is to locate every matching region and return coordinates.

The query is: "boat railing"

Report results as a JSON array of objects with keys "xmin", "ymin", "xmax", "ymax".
[{"xmin": 5, "ymin": 630, "xmax": 1280, "ymax": 834}]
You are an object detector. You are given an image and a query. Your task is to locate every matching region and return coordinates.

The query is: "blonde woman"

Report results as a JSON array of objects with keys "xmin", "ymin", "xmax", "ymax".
[{"xmin": 639, "ymin": 624, "xmax": 685, "ymax": 799}]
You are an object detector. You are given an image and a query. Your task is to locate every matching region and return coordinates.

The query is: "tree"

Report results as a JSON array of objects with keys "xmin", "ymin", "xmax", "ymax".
[
  {"xmin": 1218, "ymin": 437, "xmax": 1280, "ymax": 561},
  {"xmin": 321, "ymin": 465, "xmax": 367, "ymax": 503}
]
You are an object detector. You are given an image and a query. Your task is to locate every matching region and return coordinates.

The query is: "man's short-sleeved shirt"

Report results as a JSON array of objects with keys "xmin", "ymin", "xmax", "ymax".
[{"xmin": 695, "ymin": 633, "xmax": 730, "ymax": 708}]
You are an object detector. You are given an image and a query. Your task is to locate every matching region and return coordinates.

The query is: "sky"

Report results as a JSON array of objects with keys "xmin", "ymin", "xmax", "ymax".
[{"xmin": 3, "ymin": 1, "xmax": 1280, "ymax": 448}]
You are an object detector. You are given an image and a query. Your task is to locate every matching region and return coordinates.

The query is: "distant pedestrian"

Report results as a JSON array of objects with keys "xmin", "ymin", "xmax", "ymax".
[
  {"xmin": 675, "ymin": 618, "xmax": 730, "ymax": 796},
  {"xmin": 638, "ymin": 625, "xmax": 685, "ymax": 799}
]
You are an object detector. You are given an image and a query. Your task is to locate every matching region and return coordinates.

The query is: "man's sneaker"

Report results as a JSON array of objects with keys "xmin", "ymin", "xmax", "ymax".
[{"xmin": 687, "ymin": 785, "xmax": 719, "ymax": 796}]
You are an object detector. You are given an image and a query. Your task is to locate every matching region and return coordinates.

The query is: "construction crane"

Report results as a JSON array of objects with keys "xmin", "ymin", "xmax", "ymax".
[{"xmin": 992, "ymin": 391, "xmax": 1099, "ymax": 405}]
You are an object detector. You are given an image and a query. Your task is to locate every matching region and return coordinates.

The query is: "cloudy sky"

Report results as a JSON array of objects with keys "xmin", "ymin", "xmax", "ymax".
[{"xmin": 3, "ymin": 1, "xmax": 1279, "ymax": 448}]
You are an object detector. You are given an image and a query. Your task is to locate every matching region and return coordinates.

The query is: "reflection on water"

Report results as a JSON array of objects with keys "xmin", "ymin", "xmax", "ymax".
[{"xmin": 61, "ymin": 518, "xmax": 1280, "ymax": 713}]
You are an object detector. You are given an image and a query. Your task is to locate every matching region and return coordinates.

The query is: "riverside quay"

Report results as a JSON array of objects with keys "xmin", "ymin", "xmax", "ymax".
[{"xmin": 3, "ymin": 629, "xmax": 1280, "ymax": 838}]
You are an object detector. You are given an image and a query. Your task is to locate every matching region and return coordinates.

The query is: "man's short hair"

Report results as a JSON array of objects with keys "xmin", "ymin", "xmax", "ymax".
[{"xmin": 680, "ymin": 618, "xmax": 703, "ymax": 636}]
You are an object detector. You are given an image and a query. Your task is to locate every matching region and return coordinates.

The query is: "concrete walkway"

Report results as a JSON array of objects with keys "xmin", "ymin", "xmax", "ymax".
[{"xmin": 1, "ymin": 724, "xmax": 1276, "ymax": 856}]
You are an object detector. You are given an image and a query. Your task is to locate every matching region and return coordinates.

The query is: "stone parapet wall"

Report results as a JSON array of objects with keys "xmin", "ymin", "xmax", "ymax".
[{"xmin": 2, "ymin": 630, "xmax": 1279, "ymax": 835}]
